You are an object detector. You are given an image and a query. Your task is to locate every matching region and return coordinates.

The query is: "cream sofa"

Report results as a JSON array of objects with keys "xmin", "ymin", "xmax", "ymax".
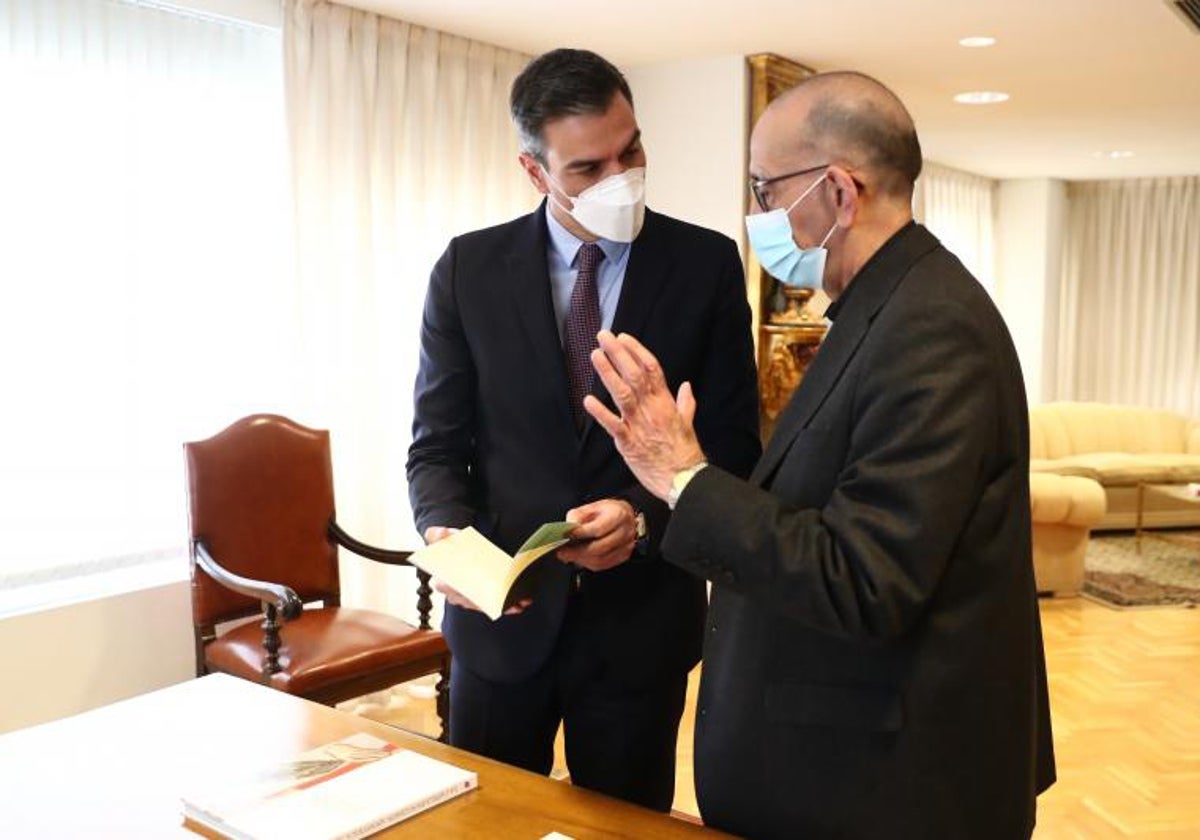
[{"xmin": 1030, "ymin": 402, "xmax": 1200, "ymax": 531}]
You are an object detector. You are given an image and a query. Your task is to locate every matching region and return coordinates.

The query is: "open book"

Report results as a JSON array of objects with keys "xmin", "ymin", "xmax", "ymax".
[
  {"xmin": 408, "ymin": 522, "xmax": 576, "ymax": 620},
  {"xmin": 181, "ymin": 733, "xmax": 477, "ymax": 840}
]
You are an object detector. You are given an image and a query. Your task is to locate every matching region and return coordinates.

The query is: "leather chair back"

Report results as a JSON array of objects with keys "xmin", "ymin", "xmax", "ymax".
[{"xmin": 185, "ymin": 414, "xmax": 338, "ymax": 625}]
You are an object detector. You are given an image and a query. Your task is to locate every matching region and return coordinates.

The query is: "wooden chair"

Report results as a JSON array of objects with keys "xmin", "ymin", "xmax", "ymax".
[{"xmin": 184, "ymin": 414, "xmax": 450, "ymax": 741}]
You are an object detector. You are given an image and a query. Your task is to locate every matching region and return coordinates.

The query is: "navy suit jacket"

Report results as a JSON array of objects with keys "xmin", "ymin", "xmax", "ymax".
[
  {"xmin": 407, "ymin": 203, "xmax": 761, "ymax": 686},
  {"xmin": 663, "ymin": 223, "xmax": 1056, "ymax": 838}
]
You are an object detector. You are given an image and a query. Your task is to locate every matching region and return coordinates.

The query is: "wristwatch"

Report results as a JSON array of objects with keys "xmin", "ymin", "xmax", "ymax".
[
  {"xmin": 667, "ymin": 461, "xmax": 708, "ymax": 510},
  {"xmin": 633, "ymin": 509, "xmax": 648, "ymax": 541}
]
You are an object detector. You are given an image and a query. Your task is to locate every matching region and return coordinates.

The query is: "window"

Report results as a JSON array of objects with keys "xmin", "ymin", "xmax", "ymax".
[{"xmin": 0, "ymin": 0, "xmax": 295, "ymax": 593}]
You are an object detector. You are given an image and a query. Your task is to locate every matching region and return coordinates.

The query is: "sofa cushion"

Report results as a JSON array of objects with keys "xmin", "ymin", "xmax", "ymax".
[
  {"xmin": 1031, "ymin": 453, "xmax": 1200, "ymax": 486},
  {"xmin": 1029, "ymin": 457, "xmax": 1102, "ymax": 481}
]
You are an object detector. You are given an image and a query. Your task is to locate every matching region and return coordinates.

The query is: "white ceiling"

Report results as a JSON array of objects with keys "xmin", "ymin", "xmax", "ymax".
[{"xmin": 342, "ymin": 0, "xmax": 1200, "ymax": 180}]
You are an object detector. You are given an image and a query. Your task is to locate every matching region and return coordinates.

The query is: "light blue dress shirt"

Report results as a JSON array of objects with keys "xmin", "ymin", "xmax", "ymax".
[{"xmin": 545, "ymin": 202, "xmax": 631, "ymax": 343}]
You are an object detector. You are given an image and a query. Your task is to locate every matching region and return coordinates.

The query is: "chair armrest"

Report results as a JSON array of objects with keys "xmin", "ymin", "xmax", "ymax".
[
  {"xmin": 327, "ymin": 517, "xmax": 413, "ymax": 566},
  {"xmin": 328, "ymin": 517, "xmax": 437, "ymax": 632},
  {"xmin": 194, "ymin": 541, "xmax": 303, "ymax": 620}
]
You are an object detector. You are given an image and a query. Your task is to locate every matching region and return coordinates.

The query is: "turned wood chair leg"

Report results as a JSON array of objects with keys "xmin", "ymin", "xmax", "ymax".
[{"xmin": 436, "ymin": 656, "xmax": 451, "ymax": 744}]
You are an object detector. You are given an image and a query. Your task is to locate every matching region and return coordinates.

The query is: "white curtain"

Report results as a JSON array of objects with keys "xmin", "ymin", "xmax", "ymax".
[
  {"xmin": 1055, "ymin": 177, "xmax": 1200, "ymax": 418},
  {"xmin": 0, "ymin": 0, "xmax": 294, "ymax": 588},
  {"xmin": 283, "ymin": 0, "xmax": 535, "ymax": 617},
  {"xmin": 913, "ymin": 161, "xmax": 997, "ymax": 292}
]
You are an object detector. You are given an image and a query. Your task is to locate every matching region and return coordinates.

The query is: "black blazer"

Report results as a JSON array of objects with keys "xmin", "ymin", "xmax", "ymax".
[
  {"xmin": 663, "ymin": 223, "xmax": 1056, "ymax": 839},
  {"xmin": 408, "ymin": 203, "xmax": 761, "ymax": 686}
]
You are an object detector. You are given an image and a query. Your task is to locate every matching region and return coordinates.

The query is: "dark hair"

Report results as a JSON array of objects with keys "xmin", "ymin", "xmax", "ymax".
[{"xmin": 510, "ymin": 49, "xmax": 633, "ymax": 163}]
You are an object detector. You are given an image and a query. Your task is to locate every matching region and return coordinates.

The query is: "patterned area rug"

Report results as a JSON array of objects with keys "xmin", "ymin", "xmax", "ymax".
[{"xmin": 1084, "ymin": 530, "xmax": 1200, "ymax": 608}]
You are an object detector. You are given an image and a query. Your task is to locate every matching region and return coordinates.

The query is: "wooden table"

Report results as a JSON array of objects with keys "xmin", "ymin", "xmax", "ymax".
[{"xmin": 0, "ymin": 673, "xmax": 729, "ymax": 839}]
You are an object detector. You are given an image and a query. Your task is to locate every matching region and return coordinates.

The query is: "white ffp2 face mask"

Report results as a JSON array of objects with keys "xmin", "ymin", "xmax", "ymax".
[{"xmin": 547, "ymin": 166, "xmax": 646, "ymax": 243}]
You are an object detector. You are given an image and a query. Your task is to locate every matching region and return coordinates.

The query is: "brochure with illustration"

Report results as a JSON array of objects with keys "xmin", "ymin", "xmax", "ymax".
[
  {"xmin": 181, "ymin": 733, "xmax": 477, "ymax": 840},
  {"xmin": 408, "ymin": 522, "xmax": 576, "ymax": 620}
]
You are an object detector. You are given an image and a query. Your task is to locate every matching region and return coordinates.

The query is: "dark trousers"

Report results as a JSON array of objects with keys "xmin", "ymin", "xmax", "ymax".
[{"xmin": 448, "ymin": 594, "xmax": 689, "ymax": 812}]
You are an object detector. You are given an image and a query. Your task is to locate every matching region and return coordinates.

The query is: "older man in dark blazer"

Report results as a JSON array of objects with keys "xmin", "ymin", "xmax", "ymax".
[
  {"xmin": 406, "ymin": 49, "xmax": 760, "ymax": 811},
  {"xmin": 586, "ymin": 71, "xmax": 1055, "ymax": 838}
]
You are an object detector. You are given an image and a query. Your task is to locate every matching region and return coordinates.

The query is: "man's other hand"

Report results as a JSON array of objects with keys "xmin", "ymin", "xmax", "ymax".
[{"xmin": 557, "ymin": 498, "xmax": 638, "ymax": 572}]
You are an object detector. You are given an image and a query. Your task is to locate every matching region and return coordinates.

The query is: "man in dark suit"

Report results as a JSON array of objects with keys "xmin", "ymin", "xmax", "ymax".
[
  {"xmin": 406, "ymin": 49, "xmax": 760, "ymax": 811},
  {"xmin": 585, "ymin": 71, "xmax": 1056, "ymax": 837}
]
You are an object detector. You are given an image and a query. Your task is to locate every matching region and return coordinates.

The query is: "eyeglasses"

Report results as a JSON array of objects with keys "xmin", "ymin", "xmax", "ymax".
[{"xmin": 749, "ymin": 163, "xmax": 829, "ymax": 213}]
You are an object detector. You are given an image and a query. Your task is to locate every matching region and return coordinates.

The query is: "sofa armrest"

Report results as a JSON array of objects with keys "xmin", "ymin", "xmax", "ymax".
[
  {"xmin": 1188, "ymin": 423, "xmax": 1200, "ymax": 455},
  {"xmin": 1030, "ymin": 472, "xmax": 1107, "ymax": 527}
]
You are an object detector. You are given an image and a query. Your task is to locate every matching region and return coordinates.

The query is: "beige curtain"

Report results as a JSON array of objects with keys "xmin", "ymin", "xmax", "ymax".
[
  {"xmin": 283, "ymin": 0, "xmax": 535, "ymax": 619},
  {"xmin": 913, "ymin": 161, "xmax": 997, "ymax": 292},
  {"xmin": 1055, "ymin": 177, "xmax": 1200, "ymax": 418}
]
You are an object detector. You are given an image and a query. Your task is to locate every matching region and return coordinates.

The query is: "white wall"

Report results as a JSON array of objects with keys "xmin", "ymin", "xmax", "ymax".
[
  {"xmin": 0, "ymin": 580, "xmax": 194, "ymax": 734},
  {"xmin": 624, "ymin": 55, "xmax": 748, "ymax": 251},
  {"xmin": 994, "ymin": 178, "xmax": 1068, "ymax": 405}
]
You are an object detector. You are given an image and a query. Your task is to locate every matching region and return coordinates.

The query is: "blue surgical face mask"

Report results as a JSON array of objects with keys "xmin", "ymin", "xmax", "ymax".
[{"xmin": 745, "ymin": 171, "xmax": 837, "ymax": 290}]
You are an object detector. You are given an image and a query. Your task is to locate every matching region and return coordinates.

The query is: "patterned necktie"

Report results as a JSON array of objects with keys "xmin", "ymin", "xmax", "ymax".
[{"xmin": 564, "ymin": 242, "xmax": 605, "ymax": 429}]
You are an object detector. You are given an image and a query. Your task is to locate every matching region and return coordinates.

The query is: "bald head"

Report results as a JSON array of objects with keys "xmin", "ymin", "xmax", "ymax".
[{"xmin": 765, "ymin": 71, "xmax": 922, "ymax": 201}]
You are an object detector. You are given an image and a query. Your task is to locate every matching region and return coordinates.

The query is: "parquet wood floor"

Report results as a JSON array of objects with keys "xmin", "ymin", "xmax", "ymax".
[
  {"xmin": 349, "ymin": 597, "xmax": 1200, "ymax": 836},
  {"xmin": 1032, "ymin": 598, "xmax": 1200, "ymax": 839}
]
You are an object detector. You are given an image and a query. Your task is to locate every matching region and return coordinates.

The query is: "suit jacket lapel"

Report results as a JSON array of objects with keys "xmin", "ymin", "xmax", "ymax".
[
  {"xmin": 608, "ymin": 209, "xmax": 671, "ymax": 340},
  {"xmin": 750, "ymin": 223, "xmax": 940, "ymax": 486},
  {"xmin": 507, "ymin": 202, "xmax": 576, "ymax": 431},
  {"xmin": 580, "ymin": 209, "xmax": 672, "ymax": 448}
]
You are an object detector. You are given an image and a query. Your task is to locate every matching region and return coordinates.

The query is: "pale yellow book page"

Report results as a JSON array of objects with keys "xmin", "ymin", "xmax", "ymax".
[
  {"xmin": 410, "ymin": 527, "xmax": 513, "ymax": 619},
  {"xmin": 511, "ymin": 542, "xmax": 568, "ymax": 576}
]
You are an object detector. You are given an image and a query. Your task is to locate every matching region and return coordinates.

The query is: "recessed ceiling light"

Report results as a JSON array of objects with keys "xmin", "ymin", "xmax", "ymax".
[
  {"xmin": 1092, "ymin": 150, "xmax": 1135, "ymax": 159},
  {"xmin": 953, "ymin": 91, "xmax": 1010, "ymax": 105},
  {"xmin": 959, "ymin": 36, "xmax": 997, "ymax": 48}
]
